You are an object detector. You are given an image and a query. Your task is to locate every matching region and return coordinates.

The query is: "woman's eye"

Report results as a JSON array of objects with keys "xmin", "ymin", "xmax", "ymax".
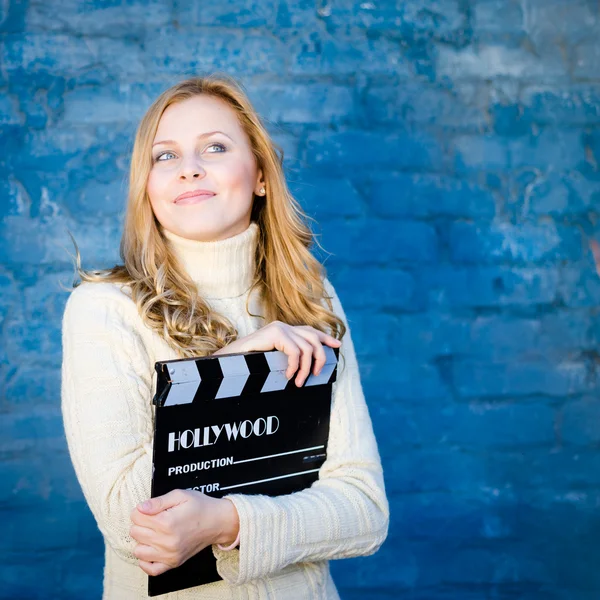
[
  {"xmin": 206, "ymin": 143, "xmax": 227, "ymax": 153},
  {"xmin": 155, "ymin": 151, "xmax": 176, "ymax": 162},
  {"xmin": 153, "ymin": 143, "xmax": 226, "ymax": 163}
]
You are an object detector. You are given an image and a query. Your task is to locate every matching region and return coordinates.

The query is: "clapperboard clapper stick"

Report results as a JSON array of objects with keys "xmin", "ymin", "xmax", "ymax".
[{"xmin": 148, "ymin": 346, "xmax": 340, "ymax": 597}]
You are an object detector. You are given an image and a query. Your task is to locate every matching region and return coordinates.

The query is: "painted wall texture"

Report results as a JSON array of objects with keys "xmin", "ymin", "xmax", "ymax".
[{"xmin": 1, "ymin": 0, "xmax": 600, "ymax": 598}]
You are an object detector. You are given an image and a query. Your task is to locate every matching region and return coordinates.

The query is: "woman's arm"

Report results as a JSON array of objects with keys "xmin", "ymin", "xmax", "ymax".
[
  {"xmin": 213, "ymin": 278, "xmax": 390, "ymax": 585},
  {"xmin": 61, "ymin": 282, "xmax": 155, "ymax": 564}
]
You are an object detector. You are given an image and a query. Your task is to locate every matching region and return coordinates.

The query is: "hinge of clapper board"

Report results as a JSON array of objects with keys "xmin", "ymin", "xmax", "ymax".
[{"xmin": 152, "ymin": 363, "xmax": 172, "ymax": 407}]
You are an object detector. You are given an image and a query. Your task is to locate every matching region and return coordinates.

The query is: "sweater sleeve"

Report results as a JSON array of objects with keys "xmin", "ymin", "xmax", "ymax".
[
  {"xmin": 213, "ymin": 277, "xmax": 389, "ymax": 584},
  {"xmin": 60, "ymin": 283, "xmax": 155, "ymax": 565}
]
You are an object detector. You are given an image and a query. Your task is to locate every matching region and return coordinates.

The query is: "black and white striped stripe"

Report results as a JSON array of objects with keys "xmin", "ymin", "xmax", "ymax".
[{"xmin": 154, "ymin": 346, "xmax": 339, "ymax": 407}]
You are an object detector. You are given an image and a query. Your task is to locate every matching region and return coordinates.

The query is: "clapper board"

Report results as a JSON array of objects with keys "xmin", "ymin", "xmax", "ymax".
[{"xmin": 148, "ymin": 346, "xmax": 339, "ymax": 597}]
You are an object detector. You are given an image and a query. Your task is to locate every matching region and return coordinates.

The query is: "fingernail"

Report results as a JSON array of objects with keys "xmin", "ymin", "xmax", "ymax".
[{"xmin": 140, "ymin": 500, "xmax": 151, "ymax": 510}]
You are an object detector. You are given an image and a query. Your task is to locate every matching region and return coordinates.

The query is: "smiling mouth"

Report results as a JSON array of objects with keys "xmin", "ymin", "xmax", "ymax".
[{"xmin": 174, "ymin": 193, "xmax": 216, "ymax": 205}]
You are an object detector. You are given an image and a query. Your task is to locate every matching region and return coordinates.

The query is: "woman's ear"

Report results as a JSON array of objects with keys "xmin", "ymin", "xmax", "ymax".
[{"xmin": 255, "ymin": 169, "xmax": 265, "ymax": 194}]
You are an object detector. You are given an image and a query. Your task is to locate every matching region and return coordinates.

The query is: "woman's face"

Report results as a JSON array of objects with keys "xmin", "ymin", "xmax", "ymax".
[{"xmin": 147, "ymin": 94, "xmax": 264, "ymax": 241}]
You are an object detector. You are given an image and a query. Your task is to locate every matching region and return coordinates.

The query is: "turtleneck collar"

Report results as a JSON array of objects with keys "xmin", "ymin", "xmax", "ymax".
[{"xmin": 161, "ymin": 222, "xmax": 259, "ymax": 299}]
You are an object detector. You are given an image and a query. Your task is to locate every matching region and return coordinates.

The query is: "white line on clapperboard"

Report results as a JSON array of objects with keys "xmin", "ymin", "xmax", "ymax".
[
  {"xmin": 232, "ymin": 445, "xmax": 325, "ymax": 465},
  {"xmin": 220, "ymin": 469, "xmax": 321, "ymax": 491},
  {"xmin": 218, "ymin": 445, "xmax": 326, "ymax": 491}
]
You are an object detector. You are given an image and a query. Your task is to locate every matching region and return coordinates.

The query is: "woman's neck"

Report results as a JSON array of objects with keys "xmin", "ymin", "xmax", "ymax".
[{"xmin": 160, "ymin": 222, "xmax": 259, "ymax": 299}]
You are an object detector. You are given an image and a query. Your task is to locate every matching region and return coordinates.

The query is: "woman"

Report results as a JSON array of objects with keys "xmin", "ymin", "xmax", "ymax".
[{"xmin": 61, "ymin": 74, "xmax": 389, "ymax": 599}]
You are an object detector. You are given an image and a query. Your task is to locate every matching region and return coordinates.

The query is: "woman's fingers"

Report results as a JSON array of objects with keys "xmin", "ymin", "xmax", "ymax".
[
  {"xmin": 138, "ymin": 559, "xmax": 171, "ymax": 577},
  {"xmin": 134, "ymin": 543, "xmax": 162, "ymax": 563},
  {"xmin": 229, "ymin": 322, "xmax": 342, "ymax": 385},
  {"xmin": 293, "ymin": 327, "xmax": 331, "ymax": 376},
  {"xmin": 130, "ymin": 523, "xmax": 156, "ymax": 546},
  {"xmin": 272, "ymin": 330, "xmax": 301, "ymax": 380},
  {"xmin": 286, "ymin": 330, "xmax": 317, "ymax": 386}
]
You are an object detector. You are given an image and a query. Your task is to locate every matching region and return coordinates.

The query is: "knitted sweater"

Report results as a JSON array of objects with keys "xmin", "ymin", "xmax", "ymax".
[{"xmin": 61, "ymin": 221, "xmax": 389, "ymax": 600}]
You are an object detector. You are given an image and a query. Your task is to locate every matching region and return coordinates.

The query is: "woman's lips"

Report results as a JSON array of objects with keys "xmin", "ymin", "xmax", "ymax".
[{"xmin": 174, "ymin": 192, "xmax": 216, "ymax": 205}]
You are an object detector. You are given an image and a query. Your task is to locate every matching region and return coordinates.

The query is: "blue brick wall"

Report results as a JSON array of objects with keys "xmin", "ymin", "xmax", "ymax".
[{"xmin": 1, "ymin": 1, "xmax": 600, "ymax": 598}]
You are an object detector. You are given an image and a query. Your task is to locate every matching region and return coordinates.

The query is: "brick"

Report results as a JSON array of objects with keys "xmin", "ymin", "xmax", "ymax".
[
  {"xmin": 444, "ymin": 401, "xmax": 556, "ymax": 448},
  {"xmin": 0, "ymin": 557, "xmax": 63, "ymax": 599},
  {"xmin": 510, "ymin": 129, "xmax": 585, "ymax": 171},
  {"xmin": 383, "ymin": 448, "xmax": 485, "ymax": 493},
  {"xmin": 63, "ymin": 178, "xmax": 127, "ymax": 218},
  {"xmin": 248, "ymin": 83, "xmax": 354, "ymax": 124},
  {"xmin": 361, "ymin": 359, "xmax": 448, "ymax": 403},
  {"xmin": 449, "ymin": 221, "xmax": 583, "ymax": 264},
  {"xmin": 314, "ymin": 0, "xmax": 465, "ymax": 37},
  {"xmin": 464, "ymin": 316, "xmax": 540, "ymax": 361},
  {"xmin": 304, "ymin": 129, "xmax": 445, "ymax": 171},
  {"xmin": 341, "ymin": 313, "xmax": 397, "ymax": 358},
  {"xmin": 269, "ymin": 129, "xmax": 301, "ymax": 166},
  {"xmin": 1, "ymin": 33, "xmax": 96, "ymax": 73},
  {"xmin": 19, "ymin": 126, "xmax": 99, "ymax": 166},
  {"xmin": 559, "ymin": 266, "xmax": 600, "ymax": 308},
  {"xmin": 0, "ymin": 215, "xmax": 122, "ymax": 267},
  {"xmin": 0, "ymin": 176, "xmax": 31, "ymax": 218},
  {"xmin": 455, "ymin": 312, "xmax": 593, "ymax": 362},
  {"xmin": 365, "ymin": 81, "xmax": 487, "ymax": 131},
  {"xmin": 287, "ymin": 30, "xmax": 413, "ymax": 77},
  {"xmin": 172, "ymin": 0, "xmax": 277, "ymax": 28},
  {"xmin": 145, "ymin": 29, "xmax": 286, "ymax": 75},
  {"xmin": 573, "ymin": 38, "xmax": 600, "ymax": 80},
  {"xmin": 452, "ymin": 359, "xmax": 589, "ymax": 398},
  {"xmin": 453, "ymin": 135, "xmax": 509, "ymax": 172},
  {"xmin": 368, "ymin": 173, "xmax": 496, "ymax": 218},
  {"xmin": 491, "ymin": 447, "xmax": 600, "ymax": 491},
  {"xmin": 0, "ymin": 90, "xmax": 22, "ymax": 126},
  {"xmin": 488, "ymin": 101, "xmax": 532, "ymax": 136},
  {"xmin": 521, "ymin": 85, "xmax": 600, "ymax": 126},
  {"xmin": 357, "ymin": 313, "xmax": 443, "ymax": 363},
  {"xmin": 538, "ymin": 311, "xmax": 595, "ymax": 354},
  {"xmin": 290, "ymin": 174, "xmax": 363, "ymax": 219},
  {"xmin": 26, "ymin": 0, "xmax": 171, "ymax": 34},
  {"xmin": 473, "ymin": 0, "xmax": 525, "ymax": 34},
  {"xmin": 4, "ymin": 365, "xmax": 61, "ymax": 407},
  {"xmin": 436, "ymin": 41, "xmax": 569, "ymax": 82},
  {"xmin": 60, "ymin": 83, "xmax": 150, "ymax": 125},
  {"xmin": 562, "ymin": 397, "xmax": 600, "ymax": 446},
  {"xmin": 318, "ymin": 219, "xmax": 438, "ymax": 266},
  {"xmin": 0, "ymin": 454, "xmax": 82, "ymax": 505},
  {"xmin": 57, "ymin": 546, "xmax": 105, "ymax": 599},
  {"xmin": 3, "ymin": 316, "xmax": 62, "ymax": 367},
  {"xmin": 0, "ymin": 505, "xmax": 79, "ymax": 552},
  {"xmin": 23, "ymin": 270, "xmax": 71, "ymax": 320},
  {"xmin": 522, "ymin": 0, "xmax": 598, "ymax": 46},
  {"xmin": 0, "ymin": 269, "xmax": 19, "ymax": 317},
  {"xmin": 372, "ymin": 397, "xmax": 555, "ymax": 449},
  {"xmin": 329, "ymin": 266, "xmax": 417, "ymax": 311},
  {"xmin": 0, "ymin": 409, "xmax": 65, "ymax": 453},
  {"xmin": 525, "ymin": 173, "xmax": 574, "ymax": 216},
  {"xmin": 272, "ymin": 1, "xmax": 318, "ymax": 29},
  {"xmin": 418, "ymin": 266, "xmax": 560, "ymax": 308},
  {"xmin": 381, "ymin": 314, "xmax": 468, "ymax": 363}
]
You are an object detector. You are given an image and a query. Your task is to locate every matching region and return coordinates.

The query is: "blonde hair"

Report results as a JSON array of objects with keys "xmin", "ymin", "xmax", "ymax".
[{"xmin": 70, "ymin": 73, "xmax": 346, "ymax": 359}]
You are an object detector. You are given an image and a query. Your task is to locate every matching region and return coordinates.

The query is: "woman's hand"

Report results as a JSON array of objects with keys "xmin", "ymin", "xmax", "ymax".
[
  {"xmin": 130, "ymin": 490, "xmax": 239, "ymax": 576},
  {"xmin": 213, "ymin": 321, "xmax": 342, "ymax": 387}
]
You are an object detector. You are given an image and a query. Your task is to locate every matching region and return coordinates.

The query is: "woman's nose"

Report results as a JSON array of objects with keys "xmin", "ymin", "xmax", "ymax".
[{"xmin": 178, "ymin": 156, "xmax": 205, "ymax": 179}]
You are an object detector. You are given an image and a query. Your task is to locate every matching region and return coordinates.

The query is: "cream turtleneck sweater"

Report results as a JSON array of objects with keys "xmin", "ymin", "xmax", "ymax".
[{"xmin": 61, "ymin": 221, "xmax": 389, "ymax": 600}]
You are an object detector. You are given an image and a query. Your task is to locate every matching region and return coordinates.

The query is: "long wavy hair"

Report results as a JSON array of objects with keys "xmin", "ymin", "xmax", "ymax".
[{"xmin": 70, "ymin": 73, "xmax": 346, "ymax": 359}]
